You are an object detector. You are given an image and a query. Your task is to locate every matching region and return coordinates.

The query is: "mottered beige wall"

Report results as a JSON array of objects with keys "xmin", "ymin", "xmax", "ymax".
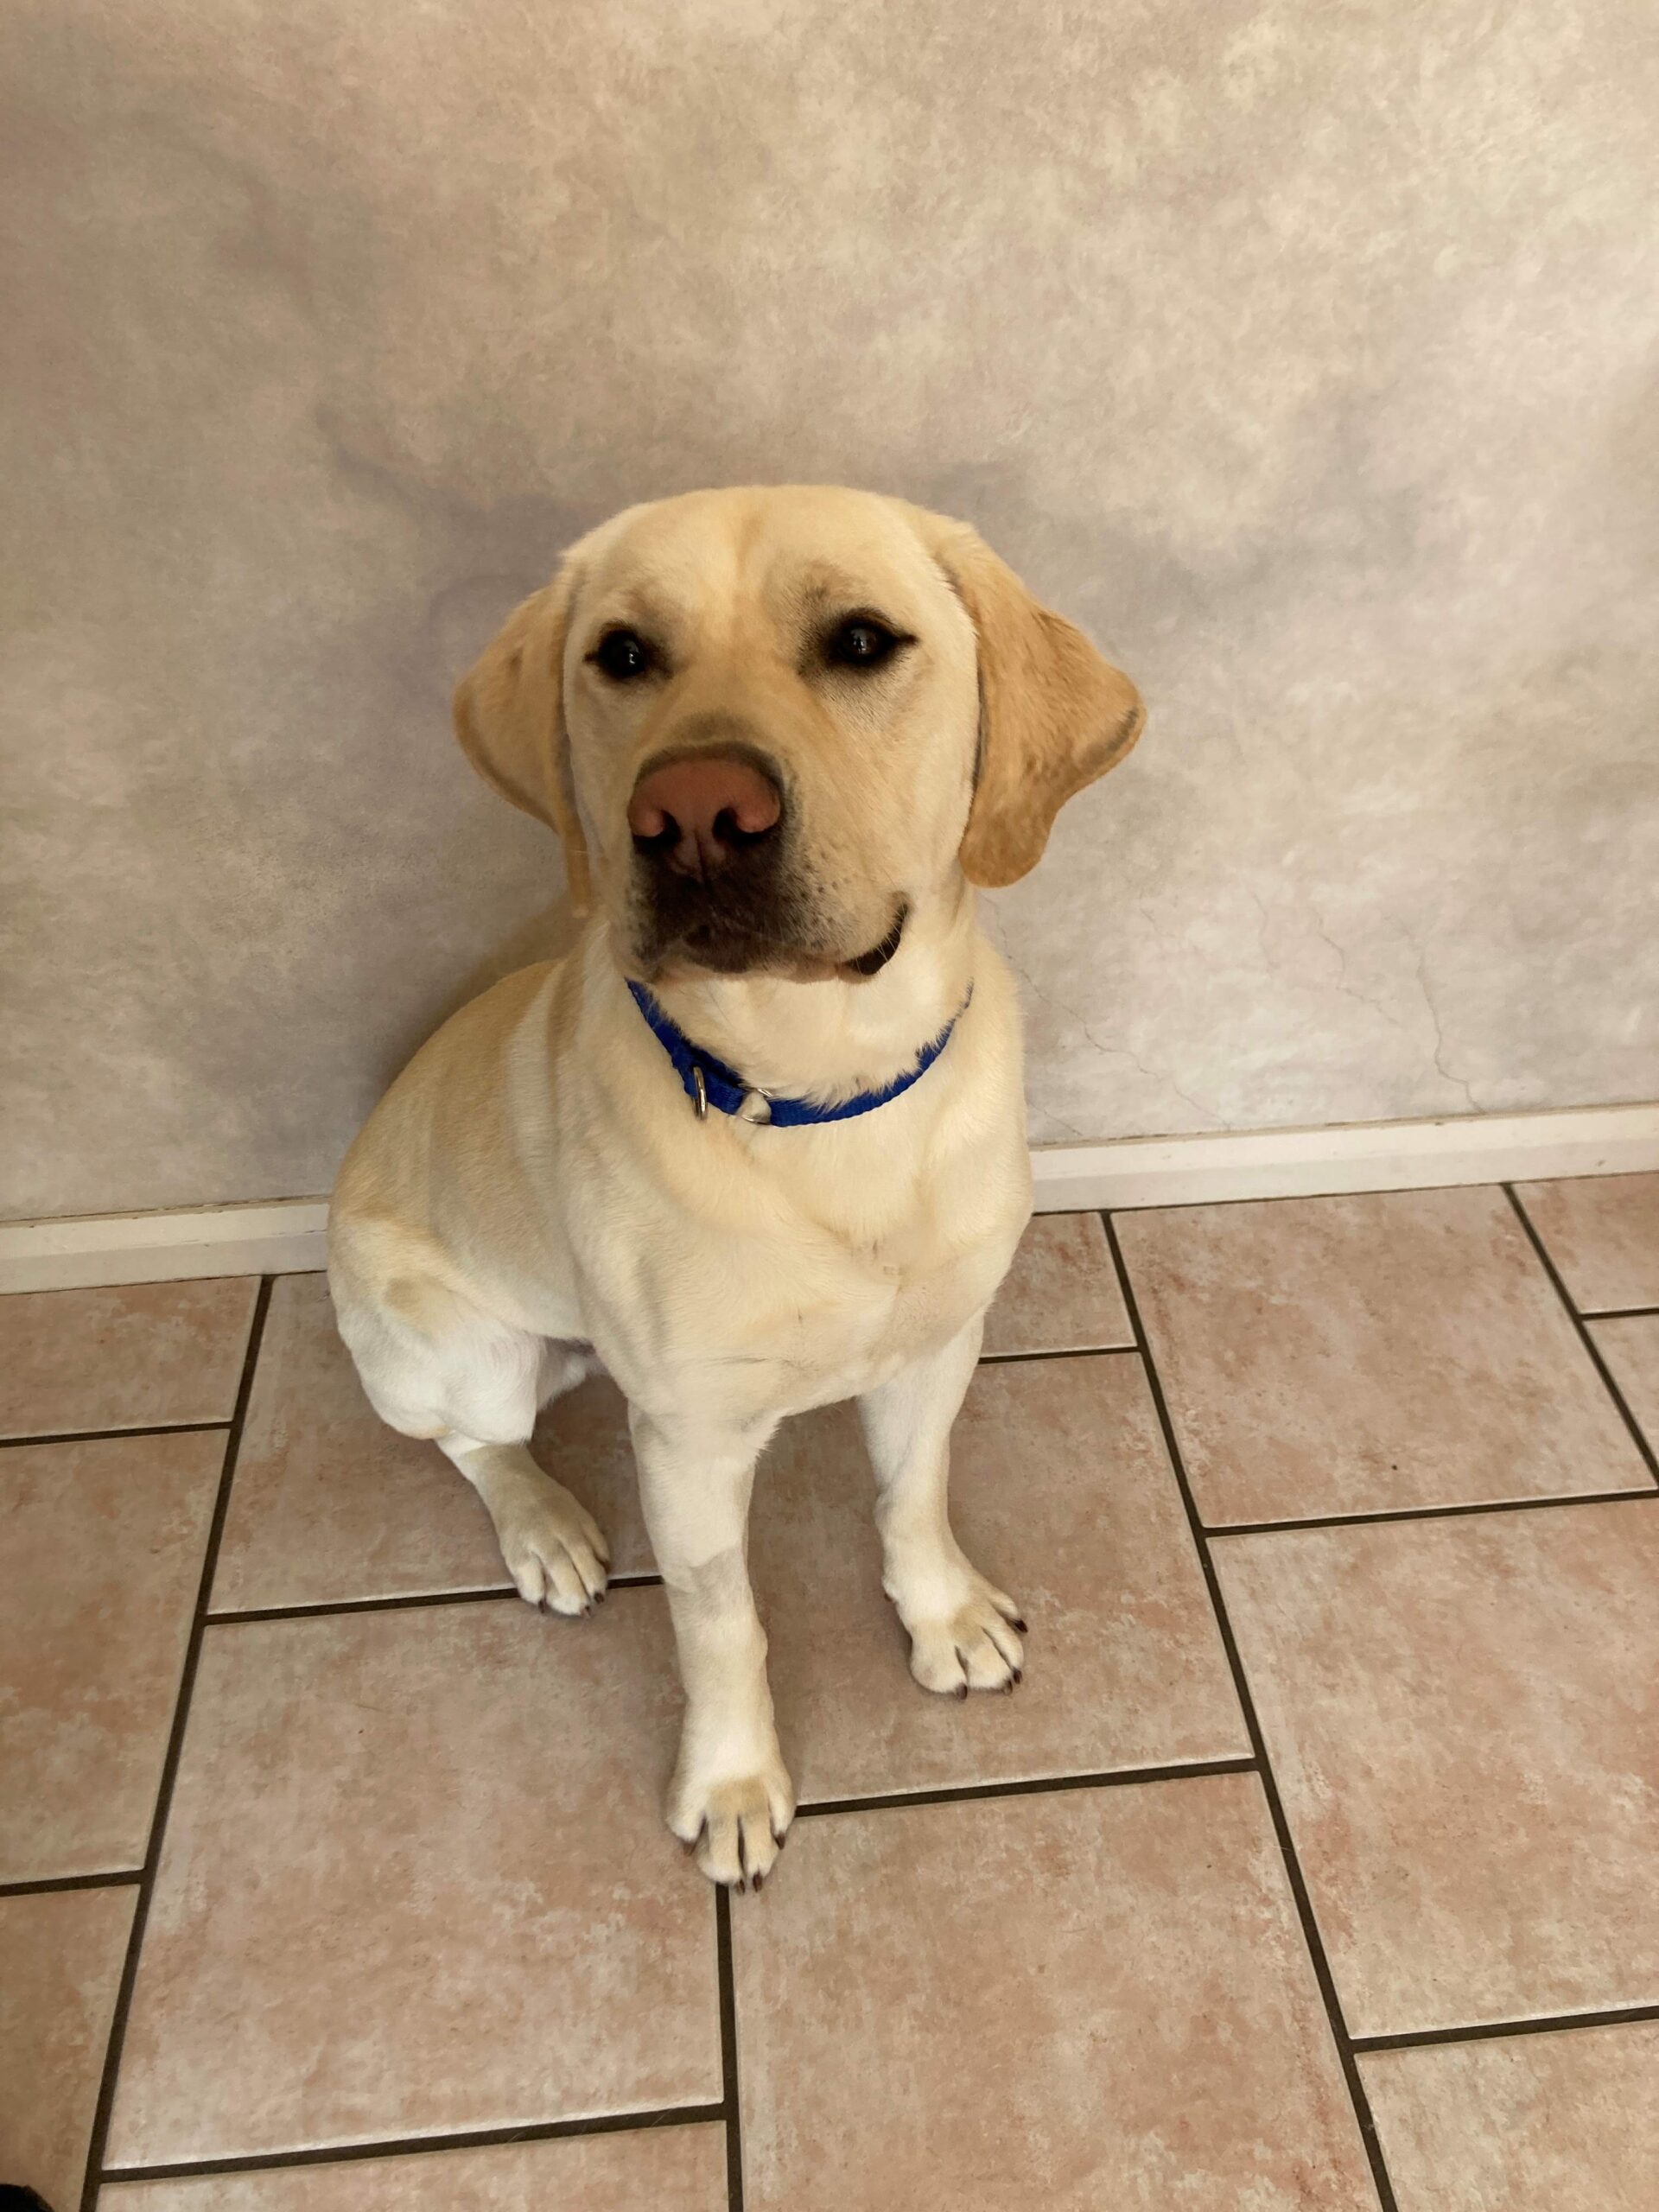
[{"xmin": 4, "ymin": 0, "xmax": 1656, "ymax": 1218}]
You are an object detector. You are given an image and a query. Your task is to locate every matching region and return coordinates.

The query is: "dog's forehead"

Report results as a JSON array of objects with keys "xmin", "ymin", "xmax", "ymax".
[{"xmin": 575, "ymin": 487, "xmax": 947, "ymax": 627}]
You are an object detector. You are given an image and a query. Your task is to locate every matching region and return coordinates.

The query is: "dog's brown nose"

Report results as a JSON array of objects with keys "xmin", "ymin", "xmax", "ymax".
[{"xmin": 627, "ymin": 750, "xmax": 784, "ymax": 880}]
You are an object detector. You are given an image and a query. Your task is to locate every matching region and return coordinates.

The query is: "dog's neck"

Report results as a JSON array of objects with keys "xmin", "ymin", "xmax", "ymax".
[{"xmin": 612, "ymin": 876, "xmax": 980, "ymax": 1107}]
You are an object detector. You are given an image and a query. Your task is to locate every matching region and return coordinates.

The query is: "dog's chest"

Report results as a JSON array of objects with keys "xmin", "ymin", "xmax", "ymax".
[
  {"xmin": 876, "ymin": 1225, "xmax": 1007, "ymax": 1354},
  {"xmin": 728, "ymin": 1227, "xmax": 1014, "ymax": 1416},
  {"xmin": 845, "ymin": 1211, "xmax": 996, "ymax": 1339},
  {"xmin": 570, "ymin": 973, "xmax": 1033, "ymax": 1420},
  {"xmin": 670, "ymin": 1150, "xmax": 1027, "ymax": 1420}
]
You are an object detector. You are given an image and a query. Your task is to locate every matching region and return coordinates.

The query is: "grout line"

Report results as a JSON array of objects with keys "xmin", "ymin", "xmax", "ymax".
[
  {"xmin": 1208, "ymin": 1487, "xmax": 1659, "ymax": 1540},
  {"xmin": 208, "ymin": 1587, "xmax": 523, "ymax": 1626},
  {"xmin": 1101, "ymin": 1213, "xmax": 1401, "ymax": 2212},
  {"xmin": 795, "ymin": 1757, "xmax": 1258, "ymax": 1820},
  {"xmin": 205, "ymin": 1573, "xmax": 663, "ymax": 1627},
  {"xmin": 976, "ymin": 1342, "xmax": 1138, "ymax": 1364},
  {"xmin": 1504, "ymin": 1186, "xmax": 1659, "ymax": 1487},
  {"xmin": 0, "ymin": 1419, "xmax": 231, "ymax": 1452},
  {"xmin": 100, "ymin": 2105, "xmax": 729, "ymax": 2184},
  {"xmin": 1580, "ymin": 1302, "xmax": 1659, "ymax": 1321},
  {"xmin": 0, "ymin": 1869, "xmax": 144, "ymax": 1900},
  {"xmin": 714, "ymin": 1885, "xmax": 745, "ymax": 2212},
  {"xmin": 80, "ymin": 1276, "xmax": 276, "ymax": 2212},
  {"xmin": 1352, "ymin": 2000, "xmax": 1659, "ymax": 2054}
]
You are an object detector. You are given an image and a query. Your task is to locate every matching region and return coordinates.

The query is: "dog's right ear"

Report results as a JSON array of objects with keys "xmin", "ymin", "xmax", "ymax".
[{"xmin": 452, "ymin": 569, "xmax": 593, "ymax": 913}]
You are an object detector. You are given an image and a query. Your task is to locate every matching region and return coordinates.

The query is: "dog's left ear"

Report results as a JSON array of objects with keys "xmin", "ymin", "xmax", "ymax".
[
  {"xmin": 452, "ymin": 567, "xmax": 593, "ymax": 913},
  {"xmin": 920, "ymin": 515, "xmax": 1145, "ymax": 888}
]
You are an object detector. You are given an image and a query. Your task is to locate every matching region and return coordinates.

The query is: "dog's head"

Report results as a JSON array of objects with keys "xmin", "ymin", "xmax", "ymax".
[{"xmin": 454, "ymin": 486, "xmax": 1143, "ymax": 982}]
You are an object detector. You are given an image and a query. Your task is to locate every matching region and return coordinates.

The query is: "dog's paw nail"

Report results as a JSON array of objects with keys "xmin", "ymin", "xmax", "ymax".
[
  {"xmin": 1011, "ymin": 1617, "xmax": 1028, "ymax": 1634},
  {"xmin": 955, "ymin": 1681, "xmax": 969, "ymax": 1701},
  {"xmin": 752, "ymin": 1868, "xmax": 765, "ymax": 1892}
]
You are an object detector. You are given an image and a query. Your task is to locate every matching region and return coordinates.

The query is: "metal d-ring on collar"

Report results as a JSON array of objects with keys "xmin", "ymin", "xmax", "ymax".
[
  {"xmin": 626, "ymin": 979, "xmax": 970, "ymax": 1128},
  {"xmin": 700, "ymin": 1072, "xmax": 773, "ymax": 1123}
]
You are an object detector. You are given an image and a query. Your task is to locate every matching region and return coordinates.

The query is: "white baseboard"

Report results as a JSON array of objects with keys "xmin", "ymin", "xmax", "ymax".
[
  {"xmin": 1030, "ymin": 1100, "xmax": 1659, "ymax": 1212},
  {"xmin": 3, "ymin": 1102, "xmax": 1656, "ymax": 1293},
  {"xmin": 0, "ymin": 1198, "xmax": 331, "ymax": 1294}
]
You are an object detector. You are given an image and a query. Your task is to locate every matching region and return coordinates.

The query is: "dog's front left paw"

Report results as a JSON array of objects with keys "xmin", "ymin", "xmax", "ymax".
[
  {"xmin": 669, "ymin": 1756, "xmax": 795, "ymax": 1891},
  {"xmin": 899, "ymin": 1570, "xmax": 1025, "ymax": 1697}
]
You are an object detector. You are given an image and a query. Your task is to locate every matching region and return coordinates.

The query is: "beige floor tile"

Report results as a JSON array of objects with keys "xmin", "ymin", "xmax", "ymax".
[
  {"xmin": 1215, "ymin": 1502, "xmax": 1659, "ymax": 2036},
  {"xmin": 0, "ymin": 1432, "xmax": 221, "ymax": 1881},
  {"xmin": 104, "ymin": 2124, "xmax": 729, "ymax": 2209},
  {"xmin": 1360, "ymin": 2024, "xmax": 1659, "ymax": 2211},
  {"xmin": 211, "ymin": 1274, "xmax": 651, "ymax": 1611},
  {"xmin": 733, "ymin": 1774, "xmax": 1376, "ymax": 2210},
  {"xmin": 105, "ymin": 1595, "xmax": 718, "ymax": 2168},
  {"xmin": 1116, "ymin": 1186, "xmax": 1647, "ymax": 1524},
  {"xmin": 1515, "ymin": 1171, "xmax": 1659, "ymax": 1313},
  {"xmin": 0, "ymin": 1277, "xmax": 257, "ymax": 1439},
  {"xmin": 1588, "ymin": 1314, "xmax": 1659, "ymax": 1458},
  {"xmin": 980, "ymin": 1211, "xmax": 1131, "ymax": 1357},
  {"xmin": 753, "ymin": 1357, "xmax": 1245, "ymax": 1802},
  {"xmin": 0, "ymin": 1885, "xmax": 135, "ymax": 2208}
]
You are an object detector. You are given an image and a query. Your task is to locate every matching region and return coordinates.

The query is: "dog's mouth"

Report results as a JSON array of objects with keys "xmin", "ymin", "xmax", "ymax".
[
  {"xmin": 843, "ymin": 905, "xmax": 907, "ymax": 979},
  {"xmin": 632, "ymin": 852, "xmax": 908, "ymax": 985},
  {"xmin": 643, "ymin": 905, "xmax": 908, "ymax": 985},
  {"xmin": 661, "ymin": 918, "xmax": 820, "ymax": 979}
]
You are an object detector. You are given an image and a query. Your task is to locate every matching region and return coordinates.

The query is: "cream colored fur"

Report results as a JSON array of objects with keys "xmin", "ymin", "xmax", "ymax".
[{"xmin": 329, "ymin": 486, "xmax": 1141, "ymax": 1887}]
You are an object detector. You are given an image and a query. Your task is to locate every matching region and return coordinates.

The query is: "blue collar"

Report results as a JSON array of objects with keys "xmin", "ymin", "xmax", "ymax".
[{"xmin": 626, "ymin": 979, "xmax": 970, "ymax": 1126}]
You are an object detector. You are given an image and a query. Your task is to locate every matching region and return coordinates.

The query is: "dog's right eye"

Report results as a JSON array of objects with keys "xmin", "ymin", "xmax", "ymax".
[{"xmin": 589, "ymin": 628, "xmax": 655, "ymax": 682}]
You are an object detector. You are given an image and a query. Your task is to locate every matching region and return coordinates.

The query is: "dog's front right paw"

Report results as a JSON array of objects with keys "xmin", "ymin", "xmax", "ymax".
[{"xmin": 669, "ymin": 1754, "xmax": 795, "ymax": 1891}]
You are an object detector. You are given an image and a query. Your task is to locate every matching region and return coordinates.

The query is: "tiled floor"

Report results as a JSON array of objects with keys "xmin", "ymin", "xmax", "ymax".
[{"xmin": 2, "ymin": 1174, "xmax": 1656, "ymax": 2209}]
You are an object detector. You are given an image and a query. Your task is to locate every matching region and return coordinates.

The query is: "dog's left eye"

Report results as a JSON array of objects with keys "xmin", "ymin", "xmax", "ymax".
[{"xmin": 824, "ymin": 616, "xmax": 908, "ymax": 671}]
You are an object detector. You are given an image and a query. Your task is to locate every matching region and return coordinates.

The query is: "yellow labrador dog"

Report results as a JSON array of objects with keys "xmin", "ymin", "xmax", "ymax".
[{"xmin": 329, "ymin": 486, "xmax": 1142, "ymax": 1887}]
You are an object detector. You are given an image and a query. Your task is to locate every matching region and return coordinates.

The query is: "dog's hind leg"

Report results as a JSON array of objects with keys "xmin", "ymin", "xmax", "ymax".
[
  {"xmin": 537, "ymin": 1337, "xmax": 603, "ymax": 1411},
  {"xmin": 332, "ymin": 1265, "xmax": 611, "ymax": 1616},
  {"xmin": 435, "ymin": 1431, "xmax": 611, "ymax": 1616}
]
